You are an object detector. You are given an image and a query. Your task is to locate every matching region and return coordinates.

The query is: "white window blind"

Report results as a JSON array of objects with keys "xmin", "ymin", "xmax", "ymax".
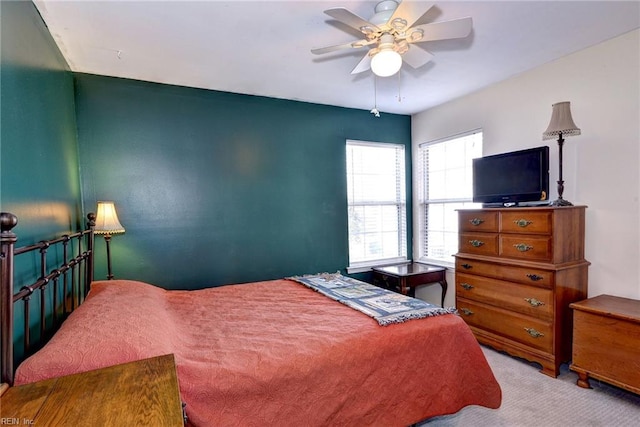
[
  {"xmin": 346, "ymin": 140, "xmax": 407, "ymax": 271},
  {"xmin": 417, "ymin": 131, "xmax": 483, "ymax": 266}
]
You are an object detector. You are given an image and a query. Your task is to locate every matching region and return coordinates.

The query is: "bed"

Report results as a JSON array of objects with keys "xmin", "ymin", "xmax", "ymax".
[{"xmin": 1, "ymin": 212, "xmax": 501, "ymax": 426}]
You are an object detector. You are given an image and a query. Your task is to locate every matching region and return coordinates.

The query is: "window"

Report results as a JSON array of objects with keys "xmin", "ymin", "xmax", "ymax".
[
  {"xmin": 346, "ymin": 140, "xmax": 407, "ymax": 272},
  {"xmin": 417, "ymin": 130, "xmax": 483, "ymax": 266}
]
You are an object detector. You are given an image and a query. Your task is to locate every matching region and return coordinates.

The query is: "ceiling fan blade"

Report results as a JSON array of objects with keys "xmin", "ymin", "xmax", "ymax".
[
  {"xmin": 402, "ymin": 45, "xmax": 434, "ymax": 69},
  {"xmin": 311, "ymin": 40, "xmax": 368, "ymax": 55},
  {"xmin": 324, "ymin": 7, "xmax": 380, "ymax": 34},
  {"xmin": 388, "ymin": 2, "xmax": 434, "ymax": 30},
  {"xmin": 351, "ymin": 53, "xmax": 372, "ymax": 74},
  {"xmin": 411, "ymin": 17, "xmax": 473, "ymax": 42}
]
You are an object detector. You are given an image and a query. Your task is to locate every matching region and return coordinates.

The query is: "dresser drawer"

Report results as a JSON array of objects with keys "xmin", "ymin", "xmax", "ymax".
[
  {"xmin": 456, "ymin": 273, "xmax": 553, "ymax": 319},
  {"xmin": 458, "ymin": 211, "xmax": 499, "ymax": 232},
  {"xmin": 457, "ymin": 298, "xmax": 553, "ymax": 353},
  {"xmin": 500, "ymin": 211, "xmax": 552, "ymax": 234},
  {"xmin": 459, "ymin": 232, "xmax": 499, "ymax": 256},
  {"xmin": 456, "ymin": 258, "xmax": 553, "ymax": 288},
  {"xmin": 500, "ymin": 235, "xmax": 552, "ymax": 261}
]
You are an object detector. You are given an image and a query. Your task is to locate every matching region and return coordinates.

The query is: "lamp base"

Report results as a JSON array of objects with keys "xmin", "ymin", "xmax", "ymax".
[
  {"xmin": 551, "ymin": 197, "xmax": 573, "ymax": 207},
  {"xmin": 104, "ymin": 234, "xmax": 115, "ymax": 280}
]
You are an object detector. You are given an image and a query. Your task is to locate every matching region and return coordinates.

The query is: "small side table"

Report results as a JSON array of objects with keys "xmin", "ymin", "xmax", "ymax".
[{"xmin": 372, "ymin": 263, "xmax": 448, "ymax": 307}]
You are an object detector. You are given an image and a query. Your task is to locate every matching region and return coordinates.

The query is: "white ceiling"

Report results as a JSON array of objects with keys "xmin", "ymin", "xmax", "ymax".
[{"xmin": 34, "ymin": 0, "xmax": 640, "ymax": 115}]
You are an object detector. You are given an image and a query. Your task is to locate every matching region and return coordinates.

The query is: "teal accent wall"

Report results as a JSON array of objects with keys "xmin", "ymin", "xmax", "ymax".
[
  {"xmin": 0, "ymin": 1, "xmax": 412, "ymax": 293},
  {"xmin": 0, "ymin": 0, "xmax": 82, "ymax": 240},
  {"xmin": 0, "ymin": 0, "xmax": 410, "ymax": 367},
  {"xmin": 75, "ymin": 75, "xmax": 412, "ymax": 289},
  {"xmin": 0, "ymin": 0, "xmax": 81, "ymax": 362}
]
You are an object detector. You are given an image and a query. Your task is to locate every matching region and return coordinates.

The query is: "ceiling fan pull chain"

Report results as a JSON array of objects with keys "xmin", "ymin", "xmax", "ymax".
[{"xmin": 370, "ymin": 75, "xmax": 380, "ymax": 117}]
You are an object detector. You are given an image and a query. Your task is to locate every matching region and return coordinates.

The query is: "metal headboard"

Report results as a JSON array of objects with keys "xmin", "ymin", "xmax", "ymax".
[{"xmin": 0, "ymin": 212, "xmax": 95, "ymax": 385}]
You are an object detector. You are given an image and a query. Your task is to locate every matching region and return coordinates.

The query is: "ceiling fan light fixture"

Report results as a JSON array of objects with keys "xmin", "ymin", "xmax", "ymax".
[
  {"xmin": 390, "ymin": 17, "xmax": 408, "ymax": 31},
  {"xmin": 408, "ymin": 29, "xmax": 424, "ymax": 42},
  {"xmin": 371, "ymin": 48, "xmax": 402, "ymax": 77},
  {"xmin": 313, "ymin": 1, "xmax": 473, "ymax": 77},
  {"xmin": 359, "ymin": 25, "xmax": 376, "ymax": 35}
]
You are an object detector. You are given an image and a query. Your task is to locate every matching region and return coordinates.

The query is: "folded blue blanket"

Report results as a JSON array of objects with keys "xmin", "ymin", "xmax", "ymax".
[{"xmin": 289, "ymin": 272, "xmax": 457, "ymax": 326}]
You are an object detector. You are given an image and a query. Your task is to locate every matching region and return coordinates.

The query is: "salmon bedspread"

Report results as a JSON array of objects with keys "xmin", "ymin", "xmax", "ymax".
[{"xmin": 15, "ymin": 279, "xmax": 501, "ymax": 426}]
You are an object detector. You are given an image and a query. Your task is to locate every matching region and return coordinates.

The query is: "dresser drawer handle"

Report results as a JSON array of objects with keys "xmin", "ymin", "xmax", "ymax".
[
  {"xmin": 461, "ymin": 263, "xmax": 473, "ymax": 270},
  {"xmin": 514, "ymin": 243, "xmax": 533, "ymax": 252},
  {"xmin": 524, "ymin": 298, "xmax": 545, "ymax": 307},
  {"xmin": 460, "ymin": 308, "xmax": 474, "ymax": 316},
  {"xmin": 524, "ymin": 328, "xmax": 545, "ymax": 338},
  {"xmin": 460, "ymin": 283, "xmax": 474, "ymax": 290},
  {"xmin": 526, "ymin": 274, "xmax": 543, "ymax": 281},
  {"xmin": 469, "ymin": 218, "xmax": 485, "ymax": 226},
  {"xmin": 514, "ymin": 219, "xmax": 533, "ymax": 227},
  {"xmin": 469, "ymin": 240, "xmax": 484, "ymax": 247}
]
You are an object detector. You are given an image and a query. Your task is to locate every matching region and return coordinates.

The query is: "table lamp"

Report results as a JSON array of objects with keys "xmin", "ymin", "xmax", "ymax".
[
  {"xmin": 94, "ymin": 201, "xmax": 125, "ymax": 280},
  {"xmin": 542, "ymin": 101, "xmax": 581, "ymax": 206}
]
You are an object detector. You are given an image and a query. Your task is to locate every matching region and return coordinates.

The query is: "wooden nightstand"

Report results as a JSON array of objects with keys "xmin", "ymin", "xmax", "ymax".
[
  {"xmin": 0, "ymin": 354, "xmax": 184, "ymax": 426},
  {"xmin": 372, "ymin": 263, "xmax": 447, "ymax": 306}
]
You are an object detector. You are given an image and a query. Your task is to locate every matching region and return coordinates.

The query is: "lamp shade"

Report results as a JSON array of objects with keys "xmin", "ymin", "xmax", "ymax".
[
  {"xmin": 94, "ymin": 201, "xmax": 125, "ymax": 235},
  {"xmin": 542, "ymin": 101, "xmax": 581, "ymax": 140},
  {"xmin": 371, "ymin": 48, "xmax": 402, "ymax": 77}
]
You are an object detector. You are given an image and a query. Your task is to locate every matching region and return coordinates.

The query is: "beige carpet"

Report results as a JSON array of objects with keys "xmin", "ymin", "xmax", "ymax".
[{"xmin": 421, "ymin": 345, "xmax": 640, "ymax": 427}]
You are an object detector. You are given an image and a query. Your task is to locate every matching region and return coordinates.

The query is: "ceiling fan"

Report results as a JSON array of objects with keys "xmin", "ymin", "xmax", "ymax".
[{"xmin": 311, "ymin": 0, "xmax": 473, "ymax": 77}]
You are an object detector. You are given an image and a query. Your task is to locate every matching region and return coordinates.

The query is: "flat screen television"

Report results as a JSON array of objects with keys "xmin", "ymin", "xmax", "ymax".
[{"xmin": 473, "ymin": 146, "xmax": 550, "ymax": 207}]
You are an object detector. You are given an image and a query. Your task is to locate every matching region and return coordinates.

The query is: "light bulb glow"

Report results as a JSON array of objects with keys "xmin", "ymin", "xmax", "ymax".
[{"xmin": 370, "ymin": 49, "xmax": 402, "ymax": 77}]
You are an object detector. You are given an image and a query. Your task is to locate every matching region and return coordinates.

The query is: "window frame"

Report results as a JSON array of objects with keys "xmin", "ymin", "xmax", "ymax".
[
  {"xmin": 416, "ymin": 130, "xmax": 483, "ymax": 268},
  {"xmin": 346, "ymin": 139, "xmax": 408, "ymax": 273}
]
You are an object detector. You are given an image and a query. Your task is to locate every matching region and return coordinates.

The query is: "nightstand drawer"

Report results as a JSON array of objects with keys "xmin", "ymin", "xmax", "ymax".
[
  {"xmin": 456, "ymin": 258, "xmax": 553, "ymax": 288},
  {"xmin": 500, "ymin": 235, "xmax": 552, "ymax": 261},
  {"xmin": 500, "ymin": 211, "xmax": 552, "ymax": 234},
  {"xmin": 459, "ymin": 211, "xmax": 499, "ymax": 232},
  {"xmin": 456, "ymin": 273, "xmax": 553, "ymax": 319},
  {"xmin": 457, "ymin": 298, "xmax": 553, "ymax": 353},
  {"xmin": 459, "ymin": 232, "xmax": 499, "ymax": 256}
]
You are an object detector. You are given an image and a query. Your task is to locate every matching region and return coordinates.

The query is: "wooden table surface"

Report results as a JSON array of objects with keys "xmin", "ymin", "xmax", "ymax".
[
  {"xmin": 570, "ymin": 294, "xmax": 640, "ymax": 322},
  {"xmin": 1, "ymin": 354, "xmax": 184, "ymax": 426}
]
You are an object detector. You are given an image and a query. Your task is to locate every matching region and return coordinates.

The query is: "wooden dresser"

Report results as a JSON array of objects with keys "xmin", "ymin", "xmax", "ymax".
[
  {"xmin": 455, "ymin": 206, "xmax": 589, "ymax": 377},
  {"xmin": 0, "ymin": 354, "xmax": 184, "ymax": 426},
  {"xmin": 570, "ymin": 295, "xmax": 640, "ymax": 394}
]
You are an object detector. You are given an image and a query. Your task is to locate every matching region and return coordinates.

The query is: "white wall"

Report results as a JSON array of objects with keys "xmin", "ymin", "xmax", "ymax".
[{"xmin": 413, "ymin": 29, "xmax": 640, "ymax": 307}]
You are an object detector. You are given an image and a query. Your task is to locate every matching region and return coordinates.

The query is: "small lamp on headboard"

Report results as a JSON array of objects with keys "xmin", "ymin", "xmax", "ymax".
[
  {"xmin": 94, "ymin": 201, "xmax": 125, "ymax": 280},
  {"xmin": 542, "ymin": 101, "xmax": 581, "ymax": 206}
]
